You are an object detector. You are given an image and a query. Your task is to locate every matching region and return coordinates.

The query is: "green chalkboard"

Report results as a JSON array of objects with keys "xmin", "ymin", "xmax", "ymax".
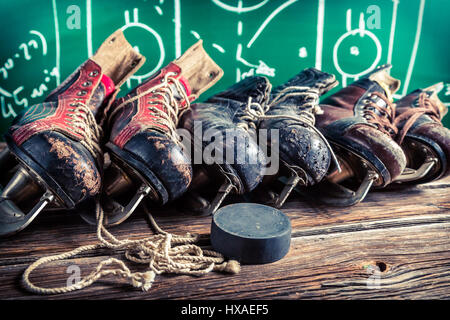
[{"xmin": 1, "ymin": 0, "xmax": 449, "ymax": 139}]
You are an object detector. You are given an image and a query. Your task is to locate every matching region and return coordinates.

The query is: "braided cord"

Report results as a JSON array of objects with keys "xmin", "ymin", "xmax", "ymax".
[{"xmin": 22, "ymin": 202, "xmax": 240, "ymax": 295}]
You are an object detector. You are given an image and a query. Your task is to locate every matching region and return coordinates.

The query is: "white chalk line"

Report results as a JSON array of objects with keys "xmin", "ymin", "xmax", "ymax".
[
  {"xmin": 212, "ymin": 43, "xmax": 225, "ymax": 53},
  {"xmin": 51, "ymin": 0, "xmax": 60, "ymax": 85},
  {"xmin": 402, "ymin": 0, "xmax": 425, "ymax": 96},
  {"xmin": 315, "ymin": 0, "xmax": 325, "ymax": 70},
  {"xmin": 247, "ymin": 0, "xmax": 298, "ymax": 49},
  {"xmin": 86, "ymin": 0, "xmax": 92, "ymax": 57},
  {"xmin": 386, "ymin": 0, "xmax": 399, "ymax": 69},
  {"xmin": 211, "ymin": 0, "xmax": 269, "ymax": 14},
  {"xmin": 174, "ymin": 0, "xmax": 181, "ymax": 58}
]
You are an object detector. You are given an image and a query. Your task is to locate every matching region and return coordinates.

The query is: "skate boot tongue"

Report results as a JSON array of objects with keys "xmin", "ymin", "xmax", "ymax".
[
  {"xmin": 422, "ymin": 82, "xmax": 447, "ymax": 117},
  {"xmin": 359, "ymin": 64, "xmax": 400, "ymax": 101},
  {"xmin": 173, "ymin": 40, "xmax": 223, "ymax": 98}
]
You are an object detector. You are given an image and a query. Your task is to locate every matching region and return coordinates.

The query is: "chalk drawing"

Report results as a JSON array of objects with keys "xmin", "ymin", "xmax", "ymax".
[
  {"xmin": 86, "ymin": 0, "xmax": 93, "ymax": 57},
  {"xmin": 0, "ymin": 0, "xmax": 445, "ymax": 122},
  {"xmin": 402, "ymin": 0, "xmax": 425, "ymax": 96},
  {"xmin": 211, "ymin": 0, "xmax": 269, "ymax": 14},
  {"xmin": 51, "ymin": 0, "xmax": 61, "ymax": 85},
  {"xmin": 333, "ymin": 9, "xmax": 382, "ymax": 87},
  {"xmin": 315, "ymin": 0, "xmax": 325, "ymax": 69}
]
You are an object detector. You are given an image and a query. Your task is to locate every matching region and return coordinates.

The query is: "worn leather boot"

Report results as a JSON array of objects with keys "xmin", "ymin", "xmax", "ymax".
[
  {"xmin": 256, "ymin": 68, "xmax": 340, "ymax": 207},
  {"xmin": 311, "ymin": 64, "xmax": 406, "ymax": 206},
  {"xmin": 100, "ymin": 41, "xmax": 223, "ymax": 225},
  {"xmin": 179, "ymin": 76, "xmax": 270, "ymax": 215},
  {"xmin": 393, "ymin": 83, "xmax": 450, "ymax": 184},
  {"xmin": 0, "ymin": 30, "xmax": 144, "ymax": 236}
]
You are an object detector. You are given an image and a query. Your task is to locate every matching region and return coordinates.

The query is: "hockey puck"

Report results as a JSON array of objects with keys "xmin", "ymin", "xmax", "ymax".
[{"xmin": 211, "ymin": 203, "xmax": 291, "ymax": 264}]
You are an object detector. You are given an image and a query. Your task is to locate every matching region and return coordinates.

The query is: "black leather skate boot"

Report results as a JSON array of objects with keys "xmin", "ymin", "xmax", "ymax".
[
  {"xmin": 179, "ymin": 76, "xmax": 271, "ymax": 215},
  {"xmin": 0, "ymin": 30, "xmax": 144, "ymax": 236},
  {"xmin": 256, "ymin": 68, "xmax": 340, "ymax": 207},
  {"xmin": 99, "ymin": 41, "xmax": 223, "ymax": 225},
  {"xmin": 393, "ymin": 83, "xmax": 450, "ymax": 184}
]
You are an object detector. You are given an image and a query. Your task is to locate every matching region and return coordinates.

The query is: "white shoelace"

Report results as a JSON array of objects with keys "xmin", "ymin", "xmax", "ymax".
[
  {"xmin": 110, "ymin": 72, "xmax": 190, "ymax": 142},
  {"xmin": 238, "ymin": 86, "xmax": 341, "ymax": 173}
]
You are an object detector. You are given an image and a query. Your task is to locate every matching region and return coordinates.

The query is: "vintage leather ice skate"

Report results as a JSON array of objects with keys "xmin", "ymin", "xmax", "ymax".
[
  {"xmin": 393, "ymin": 83, "xmax": 449, "ymax": 184},
  {"xmin": 310, "ymin": 64, "xmax": 406, "ymax": 206},
  {"xmin": 179, "ymin": 76, "xmax": 270, "ymax": 215},
  {"xmin": 100, "ymin": 40, "xmax": 223, "ymax": 225},
  {"xmin": 0, "ymin": 30, "xmax": 144, "ymax": 236},
  {"xmin": 256, "ymin": 68, "xmax": 340, "ymax": 208}
]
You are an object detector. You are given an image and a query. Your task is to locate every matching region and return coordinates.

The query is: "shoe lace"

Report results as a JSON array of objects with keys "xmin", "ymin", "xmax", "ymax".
[
  {"xmin": 361, "ymin": 92, "xmax": 398, "ymax": 138},
  {"xmin": 22, "ymin": 201, "xmax": 240, "ymax": 294},
  {"xmin": 67, "ymin": 100, "xmax": 103, "ymax": 162},
  {"xmin": 238, "ymin": 83, "xmax": 341, "ymax": 172},
  {"xmin": 394, "ymin": 92, "xmax": 442, "ymax": 145},
  {"xmin": 111, "ymin": 72, "xmax": 190, "ymax": 142}
]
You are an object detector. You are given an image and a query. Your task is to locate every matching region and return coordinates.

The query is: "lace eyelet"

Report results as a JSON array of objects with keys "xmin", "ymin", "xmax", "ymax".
[
  {"xmin": 82, "ymin": 81, "xmax": 92, "ymax": 87},
  {"xmin": 77, "ymin": 90, "xmax": 87, "ymax": 96},
  {"xmin": 89, "ymin": 71, "xmax": 99, "ymax": 77}
]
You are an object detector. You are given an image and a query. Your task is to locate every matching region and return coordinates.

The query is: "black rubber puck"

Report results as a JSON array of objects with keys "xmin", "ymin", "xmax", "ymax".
[{"xmin": 211, "ymin": 203, "xmax": 291, "ymax": 264}]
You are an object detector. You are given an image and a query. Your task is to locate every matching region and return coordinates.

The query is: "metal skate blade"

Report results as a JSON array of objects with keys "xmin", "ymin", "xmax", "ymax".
[
  {"xmin": 394, "ymin": 140, "xmax": 440, "ymax": 184},
  {"xmin": 272, "ymin": 171, "xmax": 303, "ymax": 208},
  {"xmin": 102, "ymin": 183, "xmax": 152, "ymax": 226},
  {"xmin": 0, "ymin": 166, "xmax": 53, "ymax": 237},
  {"xmin": 394, "ymin": 156, "xmax": 438, "ymax": 183},
  {"xmin": 196, "ymin": 180, "xmax": 235, "ymax": 216},
  {"xmin": 304, "ymin": 169, "xmax": 378, "ymax": 207},
  {"xmin": 80, "ymin": 161, "xmax": 154, "ymax": 226}
]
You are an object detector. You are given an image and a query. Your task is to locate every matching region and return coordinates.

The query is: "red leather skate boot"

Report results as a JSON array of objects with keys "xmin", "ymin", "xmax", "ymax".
[
  {"xmin": 0, "ymin": 30, "xmax": 144, "ymax": 236},
  {"xmin": 393, "ymin": 83, "xmax": 450, "ymax": 184},
  {"xmin": 311, "ymin": 64, "xmax": 406, "ymax": 206},
  {"xmin": 100, "ymin": 41, "xmax": 223, "ymax": 225}
]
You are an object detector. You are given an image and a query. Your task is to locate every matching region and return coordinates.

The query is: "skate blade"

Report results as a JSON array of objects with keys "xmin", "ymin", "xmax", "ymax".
[
  {"xmin": 188, "ymin": 180, "xmax": 235, "ymax": 217},
  {"xmin": 298, "ymin": 144, "xmax": 382, "ymax": 206},
  {"xmin": 301, "ymin": 169, "xmax": 379, "ymax": 207},
  {"xmin": 181, "ymin": 165, "xmax": 238, "ymax": 216},
  {"xmin": 0, "ymin": 150, "xmax": 54, "ymax": 237},
  {"xmin": 394, "ymin": 156, "xmax": 437, "ymax": 183},
  {"xmin": 394, "ymin": 140, "xmax": 439, "ymax": 183},
  {"xmin": 266, "ymin": 161, "xmax": 306, "ymax": 208},
  {"xmin": 81, "ymin": 160, "xmax": 156, "ymax": 226}
]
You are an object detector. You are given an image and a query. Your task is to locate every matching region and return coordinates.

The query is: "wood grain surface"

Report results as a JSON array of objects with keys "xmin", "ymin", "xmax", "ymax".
[{"xmin": 0, "ymin": 142, "xmax": 449, "ymax": 300}]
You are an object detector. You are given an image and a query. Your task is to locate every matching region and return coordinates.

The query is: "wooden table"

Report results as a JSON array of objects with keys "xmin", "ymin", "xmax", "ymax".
[{"xmin": 0, "ymin": 143, "xmax": 449, "ymax": 300}]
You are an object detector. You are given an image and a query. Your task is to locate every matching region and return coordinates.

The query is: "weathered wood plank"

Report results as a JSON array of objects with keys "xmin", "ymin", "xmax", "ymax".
[
  {"xmin": 0, "ymin": 176, "xmax": 448, "ymax": 262},
  {"xmin": 0, "ymin": 222, "xmax": 448, "ymax": 300}
]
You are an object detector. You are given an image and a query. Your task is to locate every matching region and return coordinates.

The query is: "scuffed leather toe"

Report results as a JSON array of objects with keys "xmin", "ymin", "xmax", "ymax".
[{"xmin": 123, "ymin": 131, "xmax": 193, "ymax": 200}]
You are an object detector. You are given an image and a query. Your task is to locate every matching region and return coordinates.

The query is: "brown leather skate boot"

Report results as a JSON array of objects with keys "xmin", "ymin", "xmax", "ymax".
[
  {"xmin": 311, "ymin": 64, "xmax": 406, "ymax": 206},
  {"xmin": 98, "ymin": 41, "xmax": 223, "ymax": 225},
  {"xmin": 393, "ymin": 83, "xmax": 450, "ymax": 184},
  {"xmin": 0, "ymin": 30, "xmax": 144, "ymax": 236}
]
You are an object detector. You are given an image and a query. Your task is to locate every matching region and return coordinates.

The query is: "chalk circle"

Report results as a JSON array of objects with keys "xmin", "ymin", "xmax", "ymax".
[
  {"xmin": 211, "ymin": 0, "xmax": 269, "ymax": 13},
  {"xmin": 121, "ymin": 22, "xmax": 165, "ymax": 79},
  {"xmin": 333, "ymin": 29, "xmax": 382, "ymax": 79}
]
